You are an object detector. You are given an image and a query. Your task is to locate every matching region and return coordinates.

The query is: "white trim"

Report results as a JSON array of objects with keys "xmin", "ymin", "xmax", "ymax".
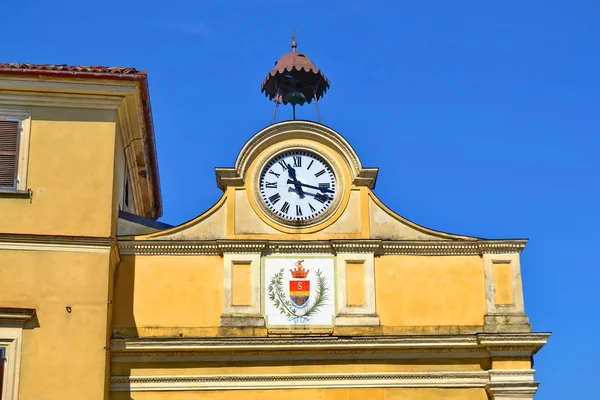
[
  {"xmin": 0, "ymin": 241, "xmax": 111, "ymax": 253},
  {"xmin": 110, "ymin": 371, "xmax": 490, "ymax": 392},
  {"xmin": 0, "ymin": 327, "xmax": 24, "ymax": 400}
]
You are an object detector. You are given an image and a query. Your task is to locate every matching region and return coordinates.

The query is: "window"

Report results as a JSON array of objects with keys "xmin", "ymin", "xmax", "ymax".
[
  {"xmin": 0, "ymin": 110, "xmax": 31, "ymax": 192},
  {"xmin": 0, "ymin": 308, "xmax": 35, "ymax": 400},
  {"xmin": 0, "ymin": 347, "xmax": 4, "ymax": 397}
]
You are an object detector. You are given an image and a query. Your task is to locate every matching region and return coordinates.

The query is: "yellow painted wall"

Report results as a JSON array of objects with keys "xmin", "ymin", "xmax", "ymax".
[
  {"xmin": 0, "ymin": 249, "xmax": 111, "ymax": 399},
  {"xmin": 111, "ymin": 254, "xmax": 487, "ymax": 335},
  {"xmin": 0, "ymin": 106, "xmax": 117, "ymax": 237},
  {"xmin": 112, "ymin": 358, "xmax": 488, "ymax": 376},
  {"xmin": 375, "ymin": 255, "xmax": 486, "ymax": 327},
  {"xmin": 493, "ymin": 262, "xmax": 514, "ymax": 305},
  {"xmin": 111, "ymin": 388, "xmax": 489, "ymax": 400},
  {"xmin": 112, "ymin": 255, "xmax": 223, "ymax": 336}
]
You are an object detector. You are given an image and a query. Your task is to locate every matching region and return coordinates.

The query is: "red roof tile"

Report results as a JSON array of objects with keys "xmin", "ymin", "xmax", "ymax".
[{"xmin": 0, "ymin": 63, "xmax": 143, "ymax": 75}]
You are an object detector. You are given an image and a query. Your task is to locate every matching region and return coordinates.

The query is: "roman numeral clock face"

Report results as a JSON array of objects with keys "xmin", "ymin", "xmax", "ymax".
[{"xmin": 259, "ymin": 151, "xmax": 337, "ymax": 224}]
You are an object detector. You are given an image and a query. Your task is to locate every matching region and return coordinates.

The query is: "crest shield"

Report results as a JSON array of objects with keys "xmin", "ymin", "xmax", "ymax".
[
  {"xmin": 288, "ymin": 260, "xmax": 310, "ymax": 307},
  {"xmin": 289, "ymin": 280, "xmax": 310, "ymax": 307}
]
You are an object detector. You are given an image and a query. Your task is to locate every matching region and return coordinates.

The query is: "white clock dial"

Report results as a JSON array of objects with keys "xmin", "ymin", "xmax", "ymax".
[{"xmin": 259, "ymin": 150, "xmax": 337, "ymax": 223}]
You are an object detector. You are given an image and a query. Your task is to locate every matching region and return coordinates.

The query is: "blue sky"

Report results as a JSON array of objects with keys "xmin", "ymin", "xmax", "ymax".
[{"xmin": 3, "ymin": 0, "xmax": 599, "ymax": 398}]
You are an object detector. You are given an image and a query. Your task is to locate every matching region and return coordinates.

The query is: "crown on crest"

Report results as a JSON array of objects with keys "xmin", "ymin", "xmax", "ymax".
[{"xmin": 290, "ymin": 260, "xmax": 309, "ymax": 278}]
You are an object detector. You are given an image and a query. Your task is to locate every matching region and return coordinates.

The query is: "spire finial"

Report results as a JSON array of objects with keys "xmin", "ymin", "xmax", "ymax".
[{"xmin": 291, "ymin": 29, "xmax": 297, "ymax": 51}]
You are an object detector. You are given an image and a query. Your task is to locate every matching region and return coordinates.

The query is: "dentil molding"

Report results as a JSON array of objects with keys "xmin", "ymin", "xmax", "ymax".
[{"xmin": 118, "ymin": 239, "xmax": 527, "ymax": 256}]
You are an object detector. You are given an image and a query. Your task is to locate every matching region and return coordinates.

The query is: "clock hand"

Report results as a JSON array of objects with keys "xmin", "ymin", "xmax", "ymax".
[
  {"xmin": 286, "ymin": 164, "xmax": 305, "ymax": 197},
  {"xmin": 286, "ymin": 179, "xmax": 335, "ymax": 194}
]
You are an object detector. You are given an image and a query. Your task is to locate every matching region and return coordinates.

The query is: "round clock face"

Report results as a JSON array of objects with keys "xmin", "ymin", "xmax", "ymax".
[{"xmin": 259, "ymin": 150, "xmax": 337, "ymax": 223}]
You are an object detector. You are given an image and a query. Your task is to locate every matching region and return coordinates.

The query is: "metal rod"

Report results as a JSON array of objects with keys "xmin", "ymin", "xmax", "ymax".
[
  {"xmin": 314, "ymin": 94, "xmax": 322, "ymax": 123},
  {"xmin": 271, "ymin": 102, "xmax": 278, "ymax": 124}
]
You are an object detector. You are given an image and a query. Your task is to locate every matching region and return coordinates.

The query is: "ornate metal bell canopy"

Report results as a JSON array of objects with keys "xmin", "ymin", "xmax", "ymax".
[{"xmin": 261, "ymin": 31, "xmax": 330, "ymax": 123}]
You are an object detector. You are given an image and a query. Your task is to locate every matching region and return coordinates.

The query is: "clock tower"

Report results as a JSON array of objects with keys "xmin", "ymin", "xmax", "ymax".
[{"xmin": 109, "ymin": 34, "xmax": 550, "ymax": 399}]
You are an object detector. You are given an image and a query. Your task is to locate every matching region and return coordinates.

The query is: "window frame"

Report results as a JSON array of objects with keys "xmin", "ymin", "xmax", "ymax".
[
  {"xmin": 0, "ymin": 327, "xmax": 24, "ymax": 400},
  {"xmin": 0, "ymin": 109, "xmax": 32, "ymax": 192}
]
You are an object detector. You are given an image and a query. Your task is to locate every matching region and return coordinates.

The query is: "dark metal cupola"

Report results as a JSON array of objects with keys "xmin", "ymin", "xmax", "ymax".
[{"xmin": 261, "ymin": 31, "xmax": 330, "ymax": 123}]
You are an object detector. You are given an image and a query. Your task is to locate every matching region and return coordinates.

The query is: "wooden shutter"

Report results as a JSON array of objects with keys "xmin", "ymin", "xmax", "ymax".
[{"xmin": 0, "ymin": 119, "xmax": 20, "ymax": 189}]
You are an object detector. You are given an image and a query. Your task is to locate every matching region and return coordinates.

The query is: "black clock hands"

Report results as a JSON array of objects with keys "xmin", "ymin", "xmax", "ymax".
[
  {"xmin": 286, "ymin": 164, "xmax": 305, "ymax": 197},
  {"xmin": 286, "ymin": 179, "xmax": 335, "ymax": 194}
]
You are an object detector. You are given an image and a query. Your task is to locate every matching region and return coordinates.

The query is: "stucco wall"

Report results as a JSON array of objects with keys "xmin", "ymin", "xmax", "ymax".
[
  {"xmin": 0, "ymin": 249, "xmax": 111, "ymax": 400},
  {"xmin": 0, "ymin": 106, "xmax": 117, "ymax": 237},
  {"xmin": 375, "ymin": 255, "xmax": 486, "ymax": 328},
  {"xmin": 112, "ymin": 255, "xmax": 223, "ymax": 337}
]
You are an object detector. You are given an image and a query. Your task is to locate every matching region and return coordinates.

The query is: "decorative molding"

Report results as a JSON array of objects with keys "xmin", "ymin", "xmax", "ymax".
[
  {"xmin": 118, "ymin": 241, "xmax": 220, "ymax": 255},
  {"xmin": 487, "ymin": 382, "xmax": 539, "ymax": 399},
  {"xmin": 118, "ymin": 239, "xmax": 527, "ymax": 256},
  {"xmin": 110, "ymin": 333, "xmax": 549, "ymax": 361},
  {"xmin": 216, "ymin": 121, "xmax": 376, "ymax": 191},
  {"xmin": 0, "ymin": 308, "xmax": 35, "ymax": 325},
  {"xmin": 0, "ymin": 76, "xmax": 136, "ymax": 95},
  {"xmin": 477, "ymin": 333, "xmax": 550, "ymax": 346},
  {"xmin": 330, "ymin": 240, "xmax": 381, "ymax": 253},
  {"xmin": 0, "ymin": 233, "xmax": 113, "ymax": 253},
  {"xmin": 266, "ymin": 241, "xmax": 333, "ymax": 254},
  {"xmin": 0, "ymin": 93, "xmax": 122, "ymax": 110},
  {"xmin": 218, "ymin": 241, "xmax": 267, "ymax": 253},
  {"xmin": 110, "ymin": 371, "xmax": 490, "ymax": 392},
  {"xmin": 489, "ymin": 369, "xmax": 535, "ymax": 383},
  {"xmin": 380, "ymin": 241, "xmax": 526, "ymax": 255}
]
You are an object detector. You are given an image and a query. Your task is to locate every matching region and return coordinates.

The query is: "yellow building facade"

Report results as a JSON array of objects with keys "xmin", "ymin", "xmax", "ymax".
[{"xmin": 0, "ymin": 63, "xmax": 549, "ymax": 400}]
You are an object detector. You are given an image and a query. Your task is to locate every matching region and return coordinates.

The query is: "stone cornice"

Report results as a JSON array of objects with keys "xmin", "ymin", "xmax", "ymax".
[
  {"xmin": 0, "ymin": 233, "xmax": 114, "ymax": 253},
  {"xmin": 118, "ymin": 239, "xmax": 527, "ymax": 256},
  {"xmin": 110, "ymin": 333, "xmax": 549, "ymax": 360},
  {"xmin": 110, "ymin": 371, "xmax": 489, "ymax": 392}
]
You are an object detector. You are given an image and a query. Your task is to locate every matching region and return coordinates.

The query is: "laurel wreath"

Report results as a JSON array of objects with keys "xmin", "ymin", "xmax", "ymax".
[{"xmin": 267, "ymin": 268, "xmax": 329, "ymax": 322}]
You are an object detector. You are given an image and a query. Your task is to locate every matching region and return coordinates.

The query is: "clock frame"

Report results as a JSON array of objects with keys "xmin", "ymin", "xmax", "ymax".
[{"xmin": 251, "ymin": 144, "xmax": 345, "ymax": 229}]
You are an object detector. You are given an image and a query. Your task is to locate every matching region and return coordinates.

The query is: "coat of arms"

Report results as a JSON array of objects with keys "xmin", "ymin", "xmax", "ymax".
[{"xmin": 267, "ymin": 260, "xmax": 330, "ymax": 323}]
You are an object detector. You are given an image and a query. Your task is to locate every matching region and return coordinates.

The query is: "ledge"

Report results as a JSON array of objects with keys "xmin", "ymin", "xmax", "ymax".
[
  {"xmin": 111, "ymin": 371, "xmax": 490, "ymax": 392},
  {"xmin": 0, "ymin": 189, "xmax": 31, "ymax": 199},
  {"xmin": 0, "ymin": 233, "xmax": 113, "ymax": 252},
  {"xmin": 110, "ymin": 332, "xmax": 550, "ymax": 361},
  {"xmin": 0, "ymin": 307, "xmax": 36, "ymax": 325}
]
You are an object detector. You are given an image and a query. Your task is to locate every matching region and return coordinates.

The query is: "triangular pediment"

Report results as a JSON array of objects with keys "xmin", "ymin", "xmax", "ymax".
[{"xmin": 120, "ymin": 121, "xmax": 487, "ymax": 244}]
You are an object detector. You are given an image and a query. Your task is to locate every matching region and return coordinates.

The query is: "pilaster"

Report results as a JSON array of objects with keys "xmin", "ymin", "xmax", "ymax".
[
  {"xmin": 483, "ymin": 253, "xmax": 531, "ymax": 332},
  {"xmin": 332, "ymin": 241, "xmax": 380, "ymax": 326},
  {"xmin": 219, "ymin": 243, "xmax": 266, "ymax": 327}
]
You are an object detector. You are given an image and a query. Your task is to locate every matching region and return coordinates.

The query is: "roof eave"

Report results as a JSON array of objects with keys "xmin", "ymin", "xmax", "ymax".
[{"xmin": 0, "ymin": 67, "xmax": 163, "ymax": 219}]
